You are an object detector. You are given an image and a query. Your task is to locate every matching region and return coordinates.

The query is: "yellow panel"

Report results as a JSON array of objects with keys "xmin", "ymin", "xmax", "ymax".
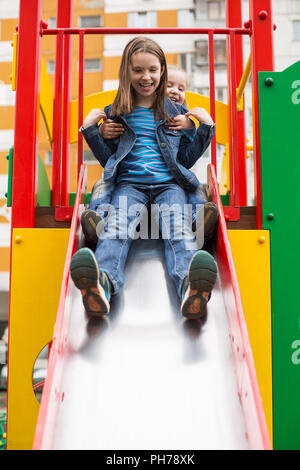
[
  {"xmin": 69, "ymin": 89, "xmax": 117, "ymax": 144},
  {"xmin": 228, "ymin": 229, "xmax": 273, "ymax": 441},
  {"xmin": 11, "ymin": 32, "xmax": 18, "ymax": 91},
  {"xmin": 185, "ymin": 91, "xmax": 229, "ymax": 146},
  {"xmin": 70, "ymin": 89, "xmax": 229, "ymax": 146},
  {"xmin": 40, "ymin": 57, "xmax": 54, "ymax": 143},
  {"xmin": 7, "ymin": 228, "xmax": 69, "ymax": 450},
  {"xmin": 219, "ymin": 143, "xmax": 230, "ymax": 194}
]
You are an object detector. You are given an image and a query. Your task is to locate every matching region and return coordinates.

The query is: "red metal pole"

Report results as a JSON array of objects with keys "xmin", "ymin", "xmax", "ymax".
[
  {"xmin": 11, "ymin": 0, "xmax": 43, "ymax": 228},
  {"xmin": 77, "ymin": 31, "xmax": 85, "ymax": 178},
  {"xmin": 249, "ymin": 0, "xmax": 274, "ymax": 228},
  {"xmin": 51, "ymin": 31, "xmax": 64, "ymax": 207},
  {"xmin": 226, "ymin": 0, "xmax": 247, "ymax": 207},
  {"xmin": 42, "ymin": 27, "xmax": 250, "ymax": 36},
  {"xmin": 208, "ymin": 31, "xmax": 217, "ymax": 173},
  {"xmin": 229, "ymin": 31, "xmax": 240, "ymax": 207},
  {"xmin": 57, "ymin": 0, "xmax": 74, "ymax": 207}
]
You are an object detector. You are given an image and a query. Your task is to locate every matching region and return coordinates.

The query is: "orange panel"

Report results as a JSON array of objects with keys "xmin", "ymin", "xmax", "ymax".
[{"xmin": 157, "ymin": 10, "xmax": 178, "ymax": 27}]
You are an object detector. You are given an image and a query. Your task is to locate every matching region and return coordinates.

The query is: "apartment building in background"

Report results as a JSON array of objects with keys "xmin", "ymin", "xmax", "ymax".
[{"xmin": 0, "ymin": 0, "xmax": 300, "ymax": 323}]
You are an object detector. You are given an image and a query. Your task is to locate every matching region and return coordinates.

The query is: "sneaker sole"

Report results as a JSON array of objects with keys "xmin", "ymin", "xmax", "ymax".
[
  {"xmin": 70, "ymin": 248, "xmax": 110, "ymax": 316},
  {"xmin": 193, "ymin": 202, "xmax": 219, "ymax": 243},
  {"xmin": 81, "ymin": 210, "xmax": 103, "ymax": 244},
  {"xmin": 204, "ymin": 202, "xmax": 219, "ymax": 241},
  {"xmin": 181, "ymin": 251, "xmax": 217, "ymax": 319}
]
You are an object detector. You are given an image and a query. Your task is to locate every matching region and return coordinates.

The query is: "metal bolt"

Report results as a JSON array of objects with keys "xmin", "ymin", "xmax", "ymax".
[
  {"xmin": 15, "ymin": 236, "xmax": 22, "ymax": 244},
  {"xmin": 258, "ymin": 236, "xmax": 266, "ymax": 244},
  {"xmin": 258, "ymin": 10, "xmax": 268, "ymax": 20},
  {"xmin": 267, "ymin": 213, "xmax": 274, "ymax": 221},
  {"xmin": 264, "ymin": 77, "xmax": 274, "ymax": 87}
]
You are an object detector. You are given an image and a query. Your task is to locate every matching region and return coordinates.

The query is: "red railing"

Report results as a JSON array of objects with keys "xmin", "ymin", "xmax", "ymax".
[
  {"xmin": 41, "ymin": 25, "xmax": 251, "ymax": 213},
  {"xmin": 208, "ymin": 163, "xmax": 271, "ymax": 450},
  {"xmin": 11, "ymin": 0, "xmax": 275, "ymax": 232},
  {"xmin": 33, "ymin": 163, "xmax": 87, "ymax": 450}
]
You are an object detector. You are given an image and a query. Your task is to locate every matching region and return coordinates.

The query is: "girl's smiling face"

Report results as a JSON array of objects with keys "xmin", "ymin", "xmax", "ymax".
[
  {"xmin": 167, "ymin": 68, "xmax": 187, "ymax": 105},
  {"xmin": 129, "ymin": 52, "xmax": 164, "ymax": 107}
]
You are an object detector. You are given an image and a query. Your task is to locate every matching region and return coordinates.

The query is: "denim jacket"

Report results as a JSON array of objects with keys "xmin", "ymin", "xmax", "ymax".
[{"xmin": 81, "ymin": 97, "xmax": 215, "ymax": 192}]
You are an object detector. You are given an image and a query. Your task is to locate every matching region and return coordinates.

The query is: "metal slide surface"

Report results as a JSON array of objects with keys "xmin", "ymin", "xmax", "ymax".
[{"xmin": 50, "ymin": 238, "xmax": 249, "ymax": 450}]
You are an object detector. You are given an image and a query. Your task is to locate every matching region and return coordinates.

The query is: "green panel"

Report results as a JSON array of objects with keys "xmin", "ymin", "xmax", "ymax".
[
  {"xmin": 220, "ymin": 194, "xmax": 229, "ymax": 206},
  {"xmin": 37, "ymin": 155, "xmax": 51, "ymax": 206},
  {"xmin": 5, "ymin": 150, "xmax": 51, "ymax": 207},
  {"xmin": 5, "ymin": 147, "xmax": 13, "ymax": 207},
  {"xmin": 258, "ymin": 61, "xmax": 300, "ymax": 450},
  {"xmin": 69, "ymin": 192, "xmax": 90, "ymax": 206}
]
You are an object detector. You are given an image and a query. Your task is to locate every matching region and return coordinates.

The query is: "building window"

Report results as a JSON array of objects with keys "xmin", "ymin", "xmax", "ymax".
[
  {"xmin": 84, "ymin": 59, "xmax": 102, "ymax": 72},
  {"xmin": 179, "ymin": 53, "xmax": 195, "ymax": 75},
  {"xmin": 128, "ymin": 11, "xmax": 157, "ymax": 28},
  {"xmin": 47, "ymin": 60, "xmax": 55, "ymax": 74},
  {"xmin": 198, "ymin": 87, "xmax": 209, "ymax": 97},
  {"xmin": 45, "ymin": 151, "xmax": 52, "ymax": 165},
  {"xmin": 195, "ymin": 39, "xmax": 226, "ymax": 67},
  {"xmin": 293, "ymin": 20, "xmax": 300, "ymax": 40},
  {"xmin": 48, "ymin": 17, "xmax": 56, "ymax": 28},
  {"xmin": 216, "ymin": 87, "xmax": 226, "ymax": 102},
  {"xmin": 195, "ymin": 41, "xmax": 208, "ymax": 66},
  {"xmin": 178, "ymin": 9, "xmax": 195, "ymax": 27},
  {"xmin": 207, "ymin": 1, "xmax": 224, "ymax": 20},
  {"xmin": 79, "ymin": 15, "xmax": 102, "ymax": 28},
  {"xmin": 214, "ymin": 40, "xmax": 227, "ymax": 65},
  {"xmin": 83, "ymin": 150, "xmax": 97, "ymax": 163}
]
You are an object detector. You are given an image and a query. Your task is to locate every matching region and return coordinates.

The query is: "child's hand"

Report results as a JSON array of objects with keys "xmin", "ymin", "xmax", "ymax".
[
  {"xmin": 167, "ymin": 114, "xmax": 194, "ymax": 131},
  {"xmin": 99, "ymin": 119, "xmax": 124, "ymax": 139},
  {"xmin": 185, "ymin": 108, "xmax": 214, "ymax": 126},
  {"xmin": 82, "ymin": 109, "xmax": 107, "ymax": 129}
]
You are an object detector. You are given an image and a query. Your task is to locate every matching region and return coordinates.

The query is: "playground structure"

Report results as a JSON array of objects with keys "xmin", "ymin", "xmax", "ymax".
[{"xmin": 5, "ymin": 0, "xmax": 300, "ymax": 450}]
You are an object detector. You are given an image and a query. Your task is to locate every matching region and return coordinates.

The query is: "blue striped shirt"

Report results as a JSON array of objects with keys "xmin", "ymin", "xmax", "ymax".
[{"xmin": 116, "ymin": 106, "xmax": 194, "ymax": 185}]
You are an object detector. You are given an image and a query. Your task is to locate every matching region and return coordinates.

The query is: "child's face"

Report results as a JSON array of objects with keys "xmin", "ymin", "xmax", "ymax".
[
  {"xmin": 167, "ymin": 69, "xmax": 187, "ymax": 105},
  {"xmin": 129, "ymin": 52, "xmax": 163, "ymax": 104}
]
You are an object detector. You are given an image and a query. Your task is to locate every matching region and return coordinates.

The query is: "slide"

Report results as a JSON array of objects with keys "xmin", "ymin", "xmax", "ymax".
[{"xmin": 33, "ymin": 165, "xmax": 271, "ymax": 450}]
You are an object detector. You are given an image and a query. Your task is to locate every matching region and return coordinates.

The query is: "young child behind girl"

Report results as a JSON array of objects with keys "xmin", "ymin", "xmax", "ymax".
[
  {"xmin": 81, "ymin": 64, "xmax": 218, "ymax": 245},
  {"xmin": 71, "ymin": 37, "xmax": 217, "ymax": 321}
]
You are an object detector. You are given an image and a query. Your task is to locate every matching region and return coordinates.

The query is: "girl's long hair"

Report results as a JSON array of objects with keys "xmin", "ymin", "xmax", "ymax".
[{"xmin": 111, "ymin": 37, "xmax": 168, "ymax": 120}]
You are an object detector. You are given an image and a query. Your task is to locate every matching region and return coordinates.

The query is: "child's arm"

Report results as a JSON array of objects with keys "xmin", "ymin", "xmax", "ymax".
[
  {"xmin": 99, "ymin": 119, "xmax": 124, "ymax": 139},
  {"xmin": 176, "ymin": 107, "xmax": 215, "ymax": 169},
  {"xmin": 185, "ymin": 107, "xmax": 214, "ymax": 126},
  {"xmin": 167, "ymin": 114, "xmax": 194, "ymax": 131},
  {"xmin": 80, "ymin": 108, "xmax": 117, "ymax": 167},
  {"xmin": 82, "ymin": 108, "xmax": 107, "ymax": 128},
  {"xmin": 167, "ymin": 107, "xmax": 214, "ymax": 130}
]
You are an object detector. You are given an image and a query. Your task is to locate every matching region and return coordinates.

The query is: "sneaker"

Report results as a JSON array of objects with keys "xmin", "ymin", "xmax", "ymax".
[
  {"xmin": 192, "ymin": 202, "xmax": 219, "ymax": 243},
  {"xmin": 180, "ymin": 250, "xmax": 217, "ymax": 319},
  {"xmin": 81, "ymin": 209, "xmax": 103, "ymax": 244},
  {"xmin": 70, "ymin": 247, "xmax": 111, "ymax": 316}
]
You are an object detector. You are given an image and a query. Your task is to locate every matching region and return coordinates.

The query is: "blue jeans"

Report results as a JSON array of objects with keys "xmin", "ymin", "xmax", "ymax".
[
  {"xmin": 93, "ymin": 182, "xmax": 199, "ymax": 299},
  {"xmin": 89, "ymin": 179, "xmax": 208, "ymax": 225}
]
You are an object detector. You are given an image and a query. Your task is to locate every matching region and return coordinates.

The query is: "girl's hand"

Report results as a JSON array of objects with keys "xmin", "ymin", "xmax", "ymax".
[
  {"xmin": 185, "ymin": 108, "xmax": 214, "ymax": 126},
  {"xmin": 167, "ymin": 114, "xmax": 194, "ymax": 131},
  {"xmin": 99, "ymin": 119, "xmax": 124, "ymax": 139},
  {"xmin": 82, "ymin": 108, "xmax": 107, "ymax": 129}
]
